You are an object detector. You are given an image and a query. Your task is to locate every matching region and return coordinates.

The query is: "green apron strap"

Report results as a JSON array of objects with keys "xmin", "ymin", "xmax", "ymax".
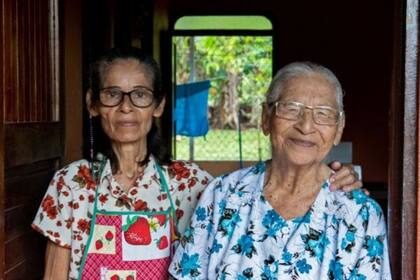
[
  {"xmin": 90, "ymin": 158, "xmax": 107, "ymax": 210},
  {"xmin": 78, "ymin": 159, "xmax": 106, "ymax": 280},
  {"xmin": 156, "ymin": 164, "xmax": 177, "ymax": 225}
]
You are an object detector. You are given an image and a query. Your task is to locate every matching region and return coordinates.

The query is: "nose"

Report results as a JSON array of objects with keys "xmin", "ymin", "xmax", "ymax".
[
  {"xmin": 119, "ymin": 95, "xmax": 134, "ymax": 113},
  {"xmin": 295, "ymin": 109, "xmax": 316, "ymax": 134}
]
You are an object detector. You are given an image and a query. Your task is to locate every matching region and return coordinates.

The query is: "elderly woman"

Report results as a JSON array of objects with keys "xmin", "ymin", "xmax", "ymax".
[
  {"xmin": 32, "ymin": 48, "xmax": 361, "ymax": 280},
  {"xmin": 169, "ymin": 62, "xmax": 391, "ymax": 279}
]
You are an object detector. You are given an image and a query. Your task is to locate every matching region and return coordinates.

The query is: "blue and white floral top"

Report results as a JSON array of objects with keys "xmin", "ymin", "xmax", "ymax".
[{"xmin": 169, "ymin": 162, "xmax": 392, "ymax": 280}]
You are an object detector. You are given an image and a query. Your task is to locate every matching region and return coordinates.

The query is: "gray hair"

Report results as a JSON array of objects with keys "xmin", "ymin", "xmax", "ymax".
[{"xmin": 266, "ymin": 62, "xmax": 344, "ymax": 111}]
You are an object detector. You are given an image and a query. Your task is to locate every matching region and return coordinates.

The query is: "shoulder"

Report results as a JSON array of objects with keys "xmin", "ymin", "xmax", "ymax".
[
  {"xmin": 57, "ymin": 159, "xmax": 90, "ymax": 174},
  {"xmin": 329, "ymin": 187, "xmax": 385, "ymax": 225},
  {"xmin": 163, "ymin": 160, "xmax": 213, "ymax": 198},
  {"xmin": 166, "ymin": 160, "xmax": 213, "ymax": 182},
  {"xmin": 217, "ymin": 162, "xmax": 265, "ymax": 189},
  {"xmin": 51, "ymin": 159, "xmax": 95, "ymax": 191},
  {"xmin": 206, "ymin": 162, "xmax": 266, "ymax": 198}
]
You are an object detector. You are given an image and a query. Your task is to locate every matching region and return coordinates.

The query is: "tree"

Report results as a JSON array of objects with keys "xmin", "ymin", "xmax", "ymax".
[{"xmin": 173, "ymin": 36, "xmax": 272, "ymax": 129}]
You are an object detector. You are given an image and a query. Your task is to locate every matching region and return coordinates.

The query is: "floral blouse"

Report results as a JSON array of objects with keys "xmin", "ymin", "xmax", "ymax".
[
  {"xmin": 169, "ymin": 162, "xmax": 392, "ymax": 280},
  {"xmin": 32, "ymin": 156, "xmax": 212, "ymax": 280}
]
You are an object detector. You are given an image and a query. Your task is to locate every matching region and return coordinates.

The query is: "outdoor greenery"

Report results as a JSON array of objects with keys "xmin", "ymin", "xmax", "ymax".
[
  {"xmin": 173, "ymin": 36, "xmax": 273, "ymax": 161},
  {"xmin": 174, "ymin": 36, "xmax": 272, "ymax": 128},
  {"xmin": 174, "ymin": 129, "xmax": 271, "ymax": 161}
]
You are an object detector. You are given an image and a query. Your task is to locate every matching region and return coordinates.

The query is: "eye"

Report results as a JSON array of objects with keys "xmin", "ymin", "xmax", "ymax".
[
  {"xmin": 283, "ymin": 103, "xmax": 301, "ymax": 114},
  {"xmin": 315, "ymin": 108, "xmax": 336, "ymax": 119},
  {"xmin": 132, "ymin": 89, "xmax": 146, "ymax": 98},
  {"xmin": 132, "ymin": 88, "xmax": 154, "ymax": 100},
  {"xmin": 104, "ymin": 89, "xmax": 121, "ymax": 98}
]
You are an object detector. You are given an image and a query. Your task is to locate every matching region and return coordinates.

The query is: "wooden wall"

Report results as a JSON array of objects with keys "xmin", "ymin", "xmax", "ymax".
[
  {"xmin": 63, "ymin": 0, "xmax": 83, "ymax": 163},
  {"xmin": 3, "ymin": 0, "xmax": 57, "ymax": 123},
  {"xmin": 1, "ymin": 0, "xmax": 62, "ymax": 279}
]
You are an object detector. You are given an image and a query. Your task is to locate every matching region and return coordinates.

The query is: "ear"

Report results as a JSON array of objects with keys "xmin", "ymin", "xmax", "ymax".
[
  {"xmin": 153, "ymin": 97, "xmax": 166, "ymax": 118},
  {"xmin": 333, "ymin": 115, "xmax": 345, "ymax": 145},
  {"xmin": 261, "ymin": 103, "xmax": 272, "ymax": 136},
  {"xmin": 86, "ymin": 89, "xmax": 99, "ymax": 117}
]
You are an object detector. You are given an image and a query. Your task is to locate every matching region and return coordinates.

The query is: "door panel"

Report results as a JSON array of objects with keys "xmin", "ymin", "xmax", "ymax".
[{"xmin": 1, "ymin": 0, "xmax": 61, "ymax": 278}]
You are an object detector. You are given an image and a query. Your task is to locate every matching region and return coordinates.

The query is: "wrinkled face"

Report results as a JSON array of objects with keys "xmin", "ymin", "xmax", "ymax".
[
  {"xmin": 262, "ymin": 74, "xmax": 344, "ymax": 167},
  {"xmin": 88, "ymin": 59, "xmax": 165, "ymax": 145}
]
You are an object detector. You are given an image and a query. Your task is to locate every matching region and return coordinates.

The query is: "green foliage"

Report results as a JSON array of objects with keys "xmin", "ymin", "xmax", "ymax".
[
  {"xmin": 173, "ymin": 36, "xmax": 272, "ymax": 108},
  {"xmin": 173, "ymin": 36, "xmax": 273, "ymax": 160}
]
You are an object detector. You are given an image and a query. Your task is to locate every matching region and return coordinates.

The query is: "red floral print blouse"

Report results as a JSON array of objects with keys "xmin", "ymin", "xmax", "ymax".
[{"xmin": 32, "ymin": 156, "xmax": 212, "ymax": 279}]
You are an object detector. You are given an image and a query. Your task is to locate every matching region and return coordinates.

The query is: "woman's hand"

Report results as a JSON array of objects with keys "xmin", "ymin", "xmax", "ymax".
[{"xmin": 329, "ymin": 161, "xmax": 365, "ymax": 193}]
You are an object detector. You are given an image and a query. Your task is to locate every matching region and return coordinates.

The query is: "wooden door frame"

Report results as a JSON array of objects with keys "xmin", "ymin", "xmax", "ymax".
[
  {"xmin": 0, "ymin": 33, "xmax": 4, "ymax": 280},
  {"xmin": 0, "ymin": 0, "xmax": 6, "ymax": 275},
  {"xmin": 388, "ymin": 0, "xmax": 418, "ymax": 279}
]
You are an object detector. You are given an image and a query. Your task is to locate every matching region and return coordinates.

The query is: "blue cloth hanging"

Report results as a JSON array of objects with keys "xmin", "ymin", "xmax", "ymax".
[{"xmin": 174, "ymin": 80, "xmax": 210, "ymax": 137}]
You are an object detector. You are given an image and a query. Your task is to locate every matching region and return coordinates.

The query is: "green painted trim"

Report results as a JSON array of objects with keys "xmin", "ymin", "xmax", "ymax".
[{"xmin": 175, "ymin": 16, "xmax": 272, "ymax": 30}]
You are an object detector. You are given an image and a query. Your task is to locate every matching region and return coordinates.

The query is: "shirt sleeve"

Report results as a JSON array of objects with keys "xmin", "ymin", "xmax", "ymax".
[
  {"xmin": 32, "ymin": 168, "xmax": 74, "ymax": 248},
  {"xmin": 355, "ymin": 199, "xmax": 392, "ymax": 279},
  {"xmin": 337, "ymin": 195, "xmax": 392, "ymax": 280},
  {"xmin": 169, "ymin": 176, "xmax": 221, "ymax": 280},
  {"xmin": 169, "ymin": 161, "xmax": 213, "ymax": 238}
]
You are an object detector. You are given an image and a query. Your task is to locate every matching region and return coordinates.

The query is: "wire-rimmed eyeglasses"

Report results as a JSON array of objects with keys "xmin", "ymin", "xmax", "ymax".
[{"xmin": 272, "ymin": 101, "xmax": 344, "ymax": 125}]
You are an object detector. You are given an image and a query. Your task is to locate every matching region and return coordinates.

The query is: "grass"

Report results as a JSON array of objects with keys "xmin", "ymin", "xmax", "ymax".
[{"xmin": 173, "ymin": 128, "xmax": 271, "ymax": 161}]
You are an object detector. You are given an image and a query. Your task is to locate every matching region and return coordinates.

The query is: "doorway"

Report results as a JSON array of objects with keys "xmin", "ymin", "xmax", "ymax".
[{"xmin": 170, "ymin": 16, "xmax": 274, "ymax": 175}]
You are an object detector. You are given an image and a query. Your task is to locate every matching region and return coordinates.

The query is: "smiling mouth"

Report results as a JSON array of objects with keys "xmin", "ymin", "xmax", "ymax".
[
  {"xmin": 289, "ymin": 138, "xmax": 316, "ymax": 147},
  {"xmin": 117, "ymin": 121, "xmax": 138, "ymax": 127}
]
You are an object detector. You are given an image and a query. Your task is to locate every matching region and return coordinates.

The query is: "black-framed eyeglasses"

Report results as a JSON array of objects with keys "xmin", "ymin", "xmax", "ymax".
[
  {"xmin": 99, "ymin": 86, "xmax": 155, "ymax": 108},
  {"xmin": 272, "ymin": 101, "xmax": 344, "ymax": 125}
]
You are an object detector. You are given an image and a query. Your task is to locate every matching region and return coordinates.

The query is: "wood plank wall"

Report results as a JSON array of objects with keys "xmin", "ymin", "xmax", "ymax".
[
  {"xmin": 3, "ymin": 0, "xmax": 54, "ymax": 123},
  {"xmin": 1, "ymin": 0, "xmax": 61, "ymax": 279},
  {"xmin": 4, "ymin": 154, "xmax": 58, "ymax": 279}
]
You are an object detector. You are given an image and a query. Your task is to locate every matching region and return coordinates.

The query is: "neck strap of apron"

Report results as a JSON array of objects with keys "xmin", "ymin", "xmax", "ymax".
[{"xmin": 155, "ymin": 164, "xmax": 177, "ymax": 225}]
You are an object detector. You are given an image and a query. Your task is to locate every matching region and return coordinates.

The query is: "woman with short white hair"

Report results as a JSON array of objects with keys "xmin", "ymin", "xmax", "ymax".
[{"xmin": 169, "ymin": 62, "xmax": 391, "ymax": 280}]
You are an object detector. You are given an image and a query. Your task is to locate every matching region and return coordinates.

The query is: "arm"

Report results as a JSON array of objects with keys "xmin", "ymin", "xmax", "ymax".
[
  {"xmin": 349, "ymin": 199, "xmax": 391, "ymax": 279},
  {"xmin": 169, "ymin": 161, "xmax": 213, "ymax": 238},
  {"xmin": 43, "ymin": 241, "xmax": 70, "ymax": 280},
  {"xmin": 32, "ymin": 163, "xmax": 78, "ymax": 279}
]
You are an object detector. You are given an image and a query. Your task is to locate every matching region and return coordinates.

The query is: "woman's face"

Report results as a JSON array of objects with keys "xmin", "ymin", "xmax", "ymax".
[
  {"xmin": 89, "ymin": 59, "xmax": 165, "ymax": 145},
  {"xmin": 263, "ymin": 74, "xmax": 344, "ymax": 167}
]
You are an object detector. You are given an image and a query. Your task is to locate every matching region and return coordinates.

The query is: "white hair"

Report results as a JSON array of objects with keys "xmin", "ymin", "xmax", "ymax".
[{"xmin": 266, "ymin": 62, "xmax": 344, "ymax": 110}]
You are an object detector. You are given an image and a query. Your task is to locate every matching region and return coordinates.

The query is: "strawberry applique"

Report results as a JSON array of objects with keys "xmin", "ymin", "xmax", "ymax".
[
  {"xmin": 157, "ymin": 235, "xmax": 169, "ymax": 250},
  {"xmin": 105, "ymin": 230, "xmax": 114, "ymax": 241},
  {"xmin": 154, "ymin": 214, "xmax": 166, "ymax": 226},
  {"xmin": 95, "ymin": 239, "xmax": 103, "ymax": 250},
  {"xmin": 123, "ymin": 216, "xmax": 151, "ymax": 245},
  {"xmin": 110, "ymin": 275, "xmax": 119, "ymax": 280},
  {"xmin": 110, "ymin": 273, "xmax": 134, "ymax": 280}
]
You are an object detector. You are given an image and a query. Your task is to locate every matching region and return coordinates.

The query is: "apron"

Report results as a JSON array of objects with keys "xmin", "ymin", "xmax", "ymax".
[{"xmin": 78, "ymin": 164, "xmax": 176, "ymax": 280}]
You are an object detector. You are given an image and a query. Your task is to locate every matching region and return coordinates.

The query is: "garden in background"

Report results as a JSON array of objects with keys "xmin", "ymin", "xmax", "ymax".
[{"xmin": 173, "ymin": 36, "xmax": 272, "ymax": 161}]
